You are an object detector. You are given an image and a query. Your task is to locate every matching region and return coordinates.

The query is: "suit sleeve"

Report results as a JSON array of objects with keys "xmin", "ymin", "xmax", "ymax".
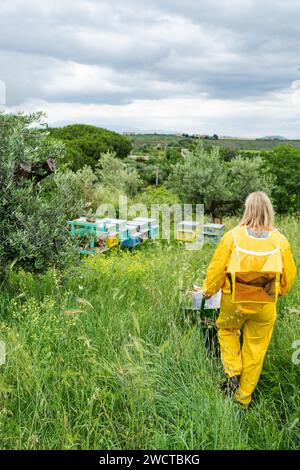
[
  {"xmin": 203, "ymin": 230, "xmax": 233, "ymax": 296},
  {"xmin": 279, "ymin": 236, "xmax": 297, "ymax": 296}
]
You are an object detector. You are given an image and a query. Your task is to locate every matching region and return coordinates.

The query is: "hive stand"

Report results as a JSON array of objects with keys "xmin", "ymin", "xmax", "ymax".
[{"xmin": 68, "ymin": 218, "xmax": 109, "ymax": 255}]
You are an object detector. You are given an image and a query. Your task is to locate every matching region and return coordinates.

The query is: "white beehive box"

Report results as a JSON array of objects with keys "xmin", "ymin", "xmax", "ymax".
[
  {"xmin": 105, "ymin": 222, "xmax": 117, "ymax": 234},
  {"xmin": 104, "ymin": 218, "xmax": 127, "ymax": 232},
  {"xmin": 128, "ymin": 220, "xmax": 148, "ymax": 232},
  {"xmin": 126, "ymin": 223, "xmax": 139, "ymax": 237},
  {"xmin": 177, "ymin": 221, "xmax": 200, "ymax": 231},
  {"xmin": 177, "ymin": 220, "xmax": 201, "ymax": 242},
  {"xmin": 133, "ymin": 217, "xmax": 157, "ymax": 229}
]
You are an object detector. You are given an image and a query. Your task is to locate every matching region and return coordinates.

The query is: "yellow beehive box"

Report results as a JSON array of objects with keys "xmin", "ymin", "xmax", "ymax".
[
  {"xmin": 177, "ymin": 221, "xmax": 200, "ymax": 242},
  {"xmin": 107, "ymin": 232, "xmax": 118, "ymax": 248}
]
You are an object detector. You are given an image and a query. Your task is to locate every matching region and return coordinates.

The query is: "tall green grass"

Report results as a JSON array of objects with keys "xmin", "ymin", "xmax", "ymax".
[{"xmin": 0, "ymin": 218, "xmax": 299, "ymax": 449}]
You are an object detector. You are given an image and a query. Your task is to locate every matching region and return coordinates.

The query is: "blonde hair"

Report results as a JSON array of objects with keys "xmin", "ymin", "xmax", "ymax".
[{"xmin": 239, "ymin": 192, "xmax": 275, "ymax": 233}]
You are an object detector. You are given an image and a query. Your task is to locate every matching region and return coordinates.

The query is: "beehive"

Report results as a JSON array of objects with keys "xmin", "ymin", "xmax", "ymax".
[
  {"xmin": 107, "ymin": 232, "xmax": 119, "ymax": 248},
  {"xmin": 121, "ymin": 223, "xmax": 141, "ymax": 248},
  {"xmin": 126, "ymin": 223, "xmax": 140, "ymax": 237},
  {"xmin": 140, "ymin": 229, "xmax": 149, "ymax": 241},
  {"xmin": 149, "ymin": 224, "xmax": 159, "ymax": 239},
  {"xmin": 132, "ymin": 217, "xmax": 159, "ymax": 239},
  {"xmin": 104, "ymin": 218, "xmax": 126, "ymax": 232},
  {"xmin": 177, "ymin": 221, "xmax": 200, "ymax": 242},
  {"xmin": 68, "ymin": 218, "xmax": 108, "ymax": 254},
  {"xmin": 122, "ymin": 231, "xmax": 141, "ymax": 248},
  {"xmin": 103, "ymin": 218, "xmax": 128, "ymax": 241},
  {"xmin": 203, "ymin": 223, "xmax": 224, "ymax": 244},
  {"xmin": 105, "ymin": 222, "xmax": 117, "ymax": 234},
  {"xmin": 128, "ymin": 220, "xmax": 148, "ymax": 233},
  {"xmin": 133, "ymin": 217, "xmax": 156, "ymax": 228}
]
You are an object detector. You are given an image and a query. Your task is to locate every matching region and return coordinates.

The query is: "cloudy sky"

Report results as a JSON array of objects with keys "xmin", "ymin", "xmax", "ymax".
[{"xmin": 1, "ymin": 0, "xmax": 300, "ymax": 136}]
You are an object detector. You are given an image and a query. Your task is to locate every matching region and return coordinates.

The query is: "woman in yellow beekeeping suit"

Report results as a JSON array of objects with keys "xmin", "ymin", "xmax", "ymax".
[{"xmin": 201, "ymin": 192, "xmax": 296, "ymax": 406}]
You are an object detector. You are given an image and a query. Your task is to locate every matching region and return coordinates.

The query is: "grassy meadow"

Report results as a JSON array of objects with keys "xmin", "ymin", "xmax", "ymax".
[{"xmin": 0, "ymin": 217, "xmax": 299, "ymax": 450}]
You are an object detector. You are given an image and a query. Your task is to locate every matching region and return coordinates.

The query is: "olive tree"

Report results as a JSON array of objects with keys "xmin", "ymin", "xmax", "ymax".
[{"xmin": 0, "ymin": 112, "xmax": 79, "ymax": 277}]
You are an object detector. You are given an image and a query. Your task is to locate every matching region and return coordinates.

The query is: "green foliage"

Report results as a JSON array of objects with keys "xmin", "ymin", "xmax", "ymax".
[
  {"xmin": 227, "ymin": 155, "xmax": 275, "ymax": 212},
  {"xmin": 136, "ymin": 186, "xmax": 180, "ymax": 208},
  {"xmin": 262, "ymin": 146, "xmax": 300, "ymax": 214},
  {"xmin": 96, "ymin": 152, "xmax": 142, "ymax": 197},
  {"xmin": 168, "ymin": 144, "xmax": 275, "ymax": 217},
  {"xmin": 133, "ymin": 162, "xmax": 160, "ymax": 185},
  {"xmin": 219, "ymin": 147, "xmax": 238, "ymax": 161},
  {"xmin": 165, "ymin": 146, "xmax": 182, "ymax": 163},
  {"xmin": 49, "ymin": 124, "xmax": 132, "ymax": 171},
  {"xmin": 0, "ymin": 112, "xmax": 79, "ymax": 274},
  {"xmin": 129, "ymin": 133, "xmax": 300, "ymax": 155},
  {"xmin": 168, "ymin": 145, "xmax": 229, "ymax": 217},
  {"xmin": 61, "ymin": 152, "xmax": 142, "ymax": 214}
]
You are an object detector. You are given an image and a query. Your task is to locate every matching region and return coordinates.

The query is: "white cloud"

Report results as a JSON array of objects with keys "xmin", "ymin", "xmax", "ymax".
[
  {"xmin": 6, "ymin": 79, "xmax": 300, "ymax": 137},
  {"xmin": 1, "ymin": 0, "xmax": 300, "ymax": 135}
]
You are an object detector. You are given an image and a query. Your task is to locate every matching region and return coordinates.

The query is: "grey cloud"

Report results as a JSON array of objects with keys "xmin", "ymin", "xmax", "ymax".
[{"xmin": 0, "ymin": 0, "xmax": 300, "ymax": 132}]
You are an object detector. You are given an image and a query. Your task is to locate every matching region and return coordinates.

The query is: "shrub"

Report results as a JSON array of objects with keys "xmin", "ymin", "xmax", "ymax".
[{"xmin": 0, "ymin": 112, "xmax": 79, "ymax": 276}]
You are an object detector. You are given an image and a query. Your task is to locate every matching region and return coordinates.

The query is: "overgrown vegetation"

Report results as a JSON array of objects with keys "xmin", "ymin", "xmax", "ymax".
[{"xmin": 0, "ymin": 217, "xmax": 299, "ymax": 450}]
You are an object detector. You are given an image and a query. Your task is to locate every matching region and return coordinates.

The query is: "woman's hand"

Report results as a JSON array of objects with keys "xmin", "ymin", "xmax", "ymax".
[{"xmin": 192, "ymin": 286, "xmax": 212, "ymax": 299}]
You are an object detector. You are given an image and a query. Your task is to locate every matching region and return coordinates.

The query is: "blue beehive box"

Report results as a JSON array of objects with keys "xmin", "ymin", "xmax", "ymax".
[
  {"xmin": 121, "ymin": 234, "xmax": 141, "ymax": 248},
  {"xmin": 121, "ymin": 224, "xmax": 141, "ymax": 248}
]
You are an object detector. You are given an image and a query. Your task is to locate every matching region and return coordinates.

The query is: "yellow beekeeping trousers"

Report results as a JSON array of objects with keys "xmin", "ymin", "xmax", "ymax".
[{"xmin": 216, "ymin": 293, "xmax": 276, "ymax": 406}]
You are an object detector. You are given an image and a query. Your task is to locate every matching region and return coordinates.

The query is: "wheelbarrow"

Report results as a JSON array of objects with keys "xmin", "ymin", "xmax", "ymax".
[{"xmin": 181, "ymin": 292, "xmax": 220, "ymax": 357}]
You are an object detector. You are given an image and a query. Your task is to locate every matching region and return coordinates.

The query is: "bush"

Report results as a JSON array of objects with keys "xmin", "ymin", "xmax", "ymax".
[
  {"xmin": 136, "ymin": 186, "xmax": 180, "ymax": 208},
  {"xmin": 59, "ymin": 152, "xmax": 142, "ymax": 215},
  {"xmin": 0, "ymin": 112, "xmax": 79, "ymax": 276}
]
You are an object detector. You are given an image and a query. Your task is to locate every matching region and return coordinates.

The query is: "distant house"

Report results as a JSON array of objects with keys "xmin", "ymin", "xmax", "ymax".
[
  {"xmin": 123, "ymin": 131, "xmax": 136, "ymax": 136},
  {"xmin": 128, "ymin": 154, "xmax": 150, "ymax": 162}
]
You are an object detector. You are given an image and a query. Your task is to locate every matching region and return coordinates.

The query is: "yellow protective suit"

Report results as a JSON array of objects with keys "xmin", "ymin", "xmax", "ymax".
[{"xmin": 203, "ymin": 225, "xmax": 297, "ymax": 405}]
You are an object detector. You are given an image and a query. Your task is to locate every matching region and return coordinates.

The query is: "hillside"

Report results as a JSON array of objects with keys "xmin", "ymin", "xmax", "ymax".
[{"xmin": 128, "ymin": 134, "xmax": 300, "ymax": 152}]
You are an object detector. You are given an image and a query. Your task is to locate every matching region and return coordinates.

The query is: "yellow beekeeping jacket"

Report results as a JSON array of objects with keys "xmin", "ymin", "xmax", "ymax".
[{"xmin": 203, "ymin": 225, "xmax": 296, "ymax": 302}]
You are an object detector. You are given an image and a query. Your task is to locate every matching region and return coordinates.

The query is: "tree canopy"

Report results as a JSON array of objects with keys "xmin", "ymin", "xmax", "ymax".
[
  {"xmin": 0, "ymin": 112, "xmax": 79, "ymax": 274},
  {"xmin": 49, "ymin": 124, "xmax": 132, "ymax": 171},
  {"xmin": 168, "ymin": 144, "xmax": 274, "ymax": 218},
  {"xmin": 262, "ymin": 146, "xmax": 300, "ymax": 214}
]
